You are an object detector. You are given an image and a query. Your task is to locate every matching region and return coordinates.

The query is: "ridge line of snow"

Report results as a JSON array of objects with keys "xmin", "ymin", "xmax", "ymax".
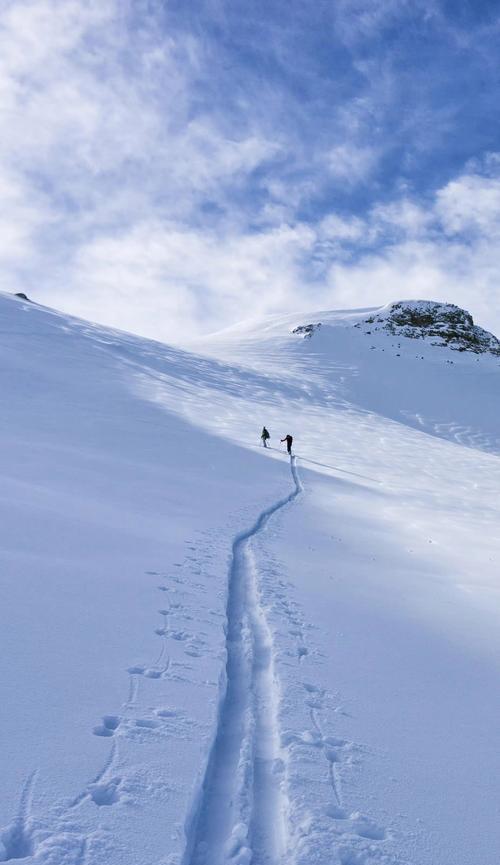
[{"xmin": 182, "ymin": 457, "xmax": 302, "ymax": 865}]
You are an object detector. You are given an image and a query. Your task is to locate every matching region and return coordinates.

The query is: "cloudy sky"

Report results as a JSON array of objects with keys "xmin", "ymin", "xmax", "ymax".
[{"xmin": 1, "ymin": 0, "xmax": 500, "ymax": 342}]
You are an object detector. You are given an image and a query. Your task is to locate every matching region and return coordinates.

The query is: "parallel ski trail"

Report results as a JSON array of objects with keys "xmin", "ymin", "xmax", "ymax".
[
  {"xmin": 246, "ymin": 542, "xmax": 286, "ymax": 863},
  {"xmin": 184, "ymin": 457, "xmax": 302, "ymax": 865}
]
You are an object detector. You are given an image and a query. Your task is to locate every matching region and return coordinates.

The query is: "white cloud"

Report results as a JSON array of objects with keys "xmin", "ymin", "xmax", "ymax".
[
  {"xmin": 0, "ymin": 168, "xmax": 50, "ymax": 257},
  {"xmin": 0, "ymin": 1, "xmax": 280, "ymax": 226},
  {"xmin": 435, "ymin": 171, "xmax": 500, "ymax": 237},
  {"xmin": 318, "ymin": 214, "xmax": 365, "ymax": 241},
  {"xmin": 0, "ymin": 0, "xmax": 287, "ymax": 325},
  {"xmin": 323, "ymin": 168, "xmax": 500, "ymax": 334},
  {"xmin": 327, "ymin": 144, "xmax": 378, "ymax": 184},
  {"xmin": 48, "ymin": 220, "xmax": 316, "ymax": 340},
  {"xmin": 47, "ymin": 158, "xmax": 500, "ymax": 342},
  {"xmin": 370, "ymin": 199, "xmax": 433, "ymax": 239},
  {"xmin": 332, "ymin": 0, "xmax": 439, "ymax": 47},
  {"xmin": 1, "ymin": 2, "xmax": 500, "ymax": 343},
  {"xmin": 325, "ymin": 234, "xmax": 500, "ymax": 335}
]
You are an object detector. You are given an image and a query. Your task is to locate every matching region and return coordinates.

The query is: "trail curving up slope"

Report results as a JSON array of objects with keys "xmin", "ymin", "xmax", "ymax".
[{"xmin": 183, "ymin": 457, "xmax": 302, "ymax": 865}]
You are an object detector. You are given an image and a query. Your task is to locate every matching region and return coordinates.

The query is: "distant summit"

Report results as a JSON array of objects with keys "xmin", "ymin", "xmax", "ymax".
[
  {"xmin": 201, "ymin": 298, "xmax": 500, "ymax": 370},
  {"xmin": 289, "ymin": 300, "xmax": 500, "ymax": 357},
  {"xmin": 357, "ymin": 301, "xmax": 500, "ymax": 356}
]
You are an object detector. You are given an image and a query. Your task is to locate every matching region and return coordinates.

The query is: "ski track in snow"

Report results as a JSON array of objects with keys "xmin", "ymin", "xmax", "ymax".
[
  {"xmin": 183, "ymin": 456, "xmax": 302, "ymax": 865},
  {"xmin": 0, "ymin": 770, "xmax": 38, "ymax": 861},
  {"xmin": 0, "ymin": 451, "xmax": 394, "ymax": 865}
]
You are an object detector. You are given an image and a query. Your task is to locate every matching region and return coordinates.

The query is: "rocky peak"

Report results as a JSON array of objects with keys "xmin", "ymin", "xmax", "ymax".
[{"xmin": 359, "ymin": 300, "xmax": 500, "ymax": 356}]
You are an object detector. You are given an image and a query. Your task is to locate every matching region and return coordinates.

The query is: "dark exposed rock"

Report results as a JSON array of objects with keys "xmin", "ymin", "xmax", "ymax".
[
  {"xmin": 15, "ymin": 292, "xmax": 31, "ymax": 301},
  {"xmin": 363, "ymin": 301, "xmax": 500, "ymax": 356},
  {"xmin": 292, "ymin": 322, "xmax": 322, "ymax": 339}
]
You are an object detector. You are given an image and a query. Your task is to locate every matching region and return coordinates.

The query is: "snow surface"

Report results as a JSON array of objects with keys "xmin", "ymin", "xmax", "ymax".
[{"xmin": 1, "ymin": 293, "xmax": 500, "ymax": 865}]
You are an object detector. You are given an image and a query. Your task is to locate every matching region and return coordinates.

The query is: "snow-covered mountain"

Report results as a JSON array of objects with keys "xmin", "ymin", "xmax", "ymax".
[{"xmin": 1, "ymin": 292, "xmax": 500, "ymax": 865}]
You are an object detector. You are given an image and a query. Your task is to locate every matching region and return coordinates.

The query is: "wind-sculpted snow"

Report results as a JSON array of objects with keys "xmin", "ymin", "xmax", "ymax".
[{"xmin": 1, "ymin": 293, "xmax": 500, "ymax": 865}]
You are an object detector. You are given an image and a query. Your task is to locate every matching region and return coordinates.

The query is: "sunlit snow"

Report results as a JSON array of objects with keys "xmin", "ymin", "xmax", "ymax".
[{"xmin": 1, "ymin": 292, "xmax": 500, "ymax": 865}]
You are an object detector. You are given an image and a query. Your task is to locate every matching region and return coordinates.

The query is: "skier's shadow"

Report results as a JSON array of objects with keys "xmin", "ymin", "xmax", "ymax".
[
  {"xmin": 297, "ymin": 455, "xmax": 379, "ymax": 484},
  {"xmin": 251, "ymin": 444, "xmax": 379, "ymax": 484}
]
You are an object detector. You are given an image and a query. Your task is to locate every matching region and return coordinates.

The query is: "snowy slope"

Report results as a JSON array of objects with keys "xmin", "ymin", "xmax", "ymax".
[{"xmin": 1, "ymin": 293, "xmax": 500, "ymax": 865}]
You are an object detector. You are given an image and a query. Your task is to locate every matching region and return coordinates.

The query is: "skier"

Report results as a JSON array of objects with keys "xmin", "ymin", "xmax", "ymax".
[
  {"xmin": 281, "ymin": 434, "xmax": 293, "ymax": 455},
  {"xmin": 261, "ymin": 426, "xmax": 270, "ymax": 448}
]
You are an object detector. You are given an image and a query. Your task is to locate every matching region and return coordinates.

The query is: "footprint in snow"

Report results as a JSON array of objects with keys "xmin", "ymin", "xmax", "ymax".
[
  {"xmin": 144, "ymin": 668, "xmax": 164, "ymax": 679},
  {"xmin": 90, "ymin": 778, "xmax": 121, "ymax": 806},
  {"xmin": 348, "ymin": 812, "xmax": 386, "ymax": 841},
  {"xmin": 154, "ymin": 707, "xmax": 180, "ymax": 719},
  {"xmin": 128, "ymin": 664, "xmax": 166, "ymax": 679},
  {"xmin": 93, "ymin": 715, "xmax": 121, "ymax": 737},
  {"xmin": 303, "ymin": 682, "xmax": 324, "ymax": 695},
  {"xmin": 185, "ymin": 646, "xmax": 202, "ymax": 657}
]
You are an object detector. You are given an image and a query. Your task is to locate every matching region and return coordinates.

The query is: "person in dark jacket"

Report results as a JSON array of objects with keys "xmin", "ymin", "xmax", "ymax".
[
  {"xmin": 281, "ymin": 434, "xmax": 293, "ymax": 455},
  {"xmin": 261, "ymin": 426, "xmax": 270, "ymax": 447}
]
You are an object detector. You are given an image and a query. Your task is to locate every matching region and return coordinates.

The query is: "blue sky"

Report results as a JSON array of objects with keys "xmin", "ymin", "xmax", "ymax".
[{"xmin": 1, "ymin": 0, "xmax": 500, "ymax": 340}]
